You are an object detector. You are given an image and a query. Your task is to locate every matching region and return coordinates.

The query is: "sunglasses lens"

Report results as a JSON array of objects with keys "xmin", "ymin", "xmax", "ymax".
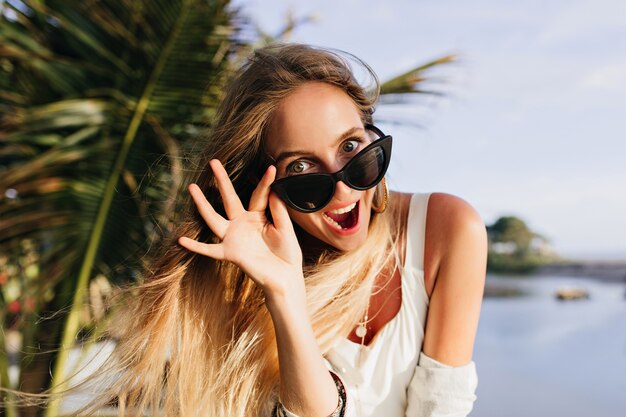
[
  {"xmin": 346, "ymin": 145, "xmax": 386, "ymax": 188},
  {"xmin": 282, "ymin": 174, "xmax": 334, "ymax": 211}
]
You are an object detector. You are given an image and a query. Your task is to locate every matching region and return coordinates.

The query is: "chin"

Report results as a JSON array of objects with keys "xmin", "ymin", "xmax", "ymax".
[{"xmin": 329, "ymin": 232, "xmax": 369, "ymax": 252}]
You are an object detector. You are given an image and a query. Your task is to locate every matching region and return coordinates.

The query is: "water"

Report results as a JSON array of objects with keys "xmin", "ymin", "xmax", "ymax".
[{"xmin": 472, "ymin": 274, "xmax": 626, "ymax": 417}]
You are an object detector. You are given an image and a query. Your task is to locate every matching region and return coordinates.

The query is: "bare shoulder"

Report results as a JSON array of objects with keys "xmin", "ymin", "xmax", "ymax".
[
  {"xmin": 421, "ymin": 192, "xmax": 488, "ymax": 365},
  {"xmin": 427, "ymin": 192, "xmax": 486, "ymax": 237},
  {"xmin": 423, "ymin": 193, "xmax": 487, "ymax": 295}
]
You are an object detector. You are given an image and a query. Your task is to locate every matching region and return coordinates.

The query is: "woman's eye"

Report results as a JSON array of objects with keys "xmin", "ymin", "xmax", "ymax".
[
  {"xmin": 287, "ymin": 160, "xmax": 310, "ymax": 174},
  {"xmin": 342, "ymin": 139, "xmax": 359, "ymax": 153}
]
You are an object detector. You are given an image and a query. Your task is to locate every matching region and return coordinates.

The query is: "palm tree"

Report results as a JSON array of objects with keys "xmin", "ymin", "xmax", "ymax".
[
  {"xmin": 1, "ymin": 1, "xmax": 240, "ymax": 415},
  {"xmin": 0, "ymin": 2, "xmax": 455, "ymax": 415},
  {"xmin": 380, "ymin": 54, "xmax": 456, "ymax": 95}
]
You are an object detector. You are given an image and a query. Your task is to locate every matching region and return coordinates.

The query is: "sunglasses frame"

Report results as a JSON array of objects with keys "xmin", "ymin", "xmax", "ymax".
[{"xmin": 270, "ymin": 124, "xmax": 392, "ymax": 213}]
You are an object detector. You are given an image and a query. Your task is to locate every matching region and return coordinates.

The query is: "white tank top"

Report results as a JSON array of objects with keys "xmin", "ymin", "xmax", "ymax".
[{"xmin": 324, "ymin": 192, "xmax": 431, "ymax": 417}]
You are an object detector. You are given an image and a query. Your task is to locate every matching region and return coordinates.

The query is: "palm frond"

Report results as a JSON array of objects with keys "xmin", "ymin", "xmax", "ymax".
[
  {"xmin": 380, "ymin": 54, "xmax": 456, "ymax": 95},
  {"xmin": 0, "ymin": 0, "xmax": 244, "ymax": 411}
]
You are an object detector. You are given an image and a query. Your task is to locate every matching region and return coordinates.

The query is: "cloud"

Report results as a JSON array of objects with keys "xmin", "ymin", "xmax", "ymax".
[
  {"xmin": 537, "ymin": 0, "xmax": 626, "ymax": 45},
  {"xmin": 579, "ymin": 62, "xmax": 626, "ymax": 92}
]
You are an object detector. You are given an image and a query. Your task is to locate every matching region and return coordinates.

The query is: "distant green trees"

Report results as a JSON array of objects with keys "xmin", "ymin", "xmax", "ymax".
[{"xmin": 486, "ymin": 216, "xmax": 557, "ymax": 273}]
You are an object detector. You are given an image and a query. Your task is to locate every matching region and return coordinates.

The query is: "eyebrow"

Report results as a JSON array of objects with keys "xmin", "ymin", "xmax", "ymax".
[{"xmin": 272, "ymin": 126, "xmax": 365, "ymax": 165}]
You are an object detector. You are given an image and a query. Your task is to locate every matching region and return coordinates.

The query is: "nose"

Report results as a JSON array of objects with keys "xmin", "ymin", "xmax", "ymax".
[{"xmin": 334, "ymin": 180, "xmax": 353, "ymax": 200}]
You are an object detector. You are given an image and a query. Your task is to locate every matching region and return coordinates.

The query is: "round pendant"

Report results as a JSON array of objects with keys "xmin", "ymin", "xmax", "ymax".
[{"xmin": 355, "ymin": 324, "xmax": 367, "ymax": 338}]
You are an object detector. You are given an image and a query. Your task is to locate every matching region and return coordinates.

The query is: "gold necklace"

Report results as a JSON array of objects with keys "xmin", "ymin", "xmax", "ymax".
[
  {"xmin": 353, "ymin": 266, "xmax": 400, "ymax": 417},
  {"xmin": 354, "ymin": 269, "xmax": 401, "ymax": 342},
  {"xmin": 355, "ymin": 299, "xmax": 370, "ymax": 340}
]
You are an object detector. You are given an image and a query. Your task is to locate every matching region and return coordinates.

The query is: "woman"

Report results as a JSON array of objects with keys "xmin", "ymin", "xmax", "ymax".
[{"xmin": 90, "ymin": 43, "xmax": 486, "ymax": 417}]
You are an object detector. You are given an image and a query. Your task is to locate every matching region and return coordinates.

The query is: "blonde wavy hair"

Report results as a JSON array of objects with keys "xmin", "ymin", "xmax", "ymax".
[{"xmin": 71, "ymin": 43, "xmax": 402, "ymax": 417}]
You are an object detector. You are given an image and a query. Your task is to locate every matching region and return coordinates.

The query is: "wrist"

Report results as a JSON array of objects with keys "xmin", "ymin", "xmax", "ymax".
[
  {"xmin": 264, "ymin": 285, "xmax": 308, "ymax": 320},
  {"xmin": 263, "ymin": 272, "xmax": 307, "ymax": 312}
]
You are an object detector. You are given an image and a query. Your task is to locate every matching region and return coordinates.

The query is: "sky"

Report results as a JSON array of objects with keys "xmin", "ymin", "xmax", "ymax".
[{"xmin": 232, "ymin": 0, "xmax": 626, "ymax": 260}]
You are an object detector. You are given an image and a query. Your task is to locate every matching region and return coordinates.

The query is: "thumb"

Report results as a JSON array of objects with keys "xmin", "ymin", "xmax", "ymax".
[{"xmin": 268, "ymin": 191, "xmax": 294, "ymax": 233}]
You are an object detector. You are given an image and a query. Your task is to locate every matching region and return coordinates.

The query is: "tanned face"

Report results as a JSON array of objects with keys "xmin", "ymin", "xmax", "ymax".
[{"xmin": 265, "ymin": 82, "xmax": 377, "ymax": 252}]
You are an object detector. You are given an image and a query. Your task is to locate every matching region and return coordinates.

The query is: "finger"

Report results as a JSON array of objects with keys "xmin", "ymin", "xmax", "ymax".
[
  {"xmin": 178, "ymin": 236, "xmax": 225, "ymax": 260},
  {"xmin": 249, "ymin": 165, "xmax": 276, "ymax": 212},
  {"xmin": 188, "ymin": 183, "xmax": 229, "ymax": 239},
  {"xmin": 210, "ymin": 159, "xmax": 245, "ymax": 219},
  {"xmin": 268, "ymin": 191, "xmax": 294, "ymax": 233}
]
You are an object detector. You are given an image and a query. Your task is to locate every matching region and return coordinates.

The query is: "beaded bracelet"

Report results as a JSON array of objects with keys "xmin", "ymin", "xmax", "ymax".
[{"xmin": 273, "ymin": 371, "xmax": 347, "ymax": 417}]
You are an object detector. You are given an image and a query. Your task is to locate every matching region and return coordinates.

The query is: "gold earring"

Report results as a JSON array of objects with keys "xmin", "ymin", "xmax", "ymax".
[{"xmin": 373, "ymin": 178, "xmax": 389, "ymax": 214}]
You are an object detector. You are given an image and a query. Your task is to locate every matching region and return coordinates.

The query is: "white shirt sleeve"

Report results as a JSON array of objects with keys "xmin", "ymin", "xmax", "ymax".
[{"xmin": 405, "ymin": 352, "xmax": 478, "ymax": 417}]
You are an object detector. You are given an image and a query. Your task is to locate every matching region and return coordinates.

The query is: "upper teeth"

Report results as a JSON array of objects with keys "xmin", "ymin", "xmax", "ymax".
[{"xmin": 328, "ymin": 202, "xmax": 357, "ymax": 214}]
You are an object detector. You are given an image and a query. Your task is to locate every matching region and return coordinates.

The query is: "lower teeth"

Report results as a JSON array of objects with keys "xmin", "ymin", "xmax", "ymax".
[
  {"xmin": 324, "ymin": 207, "xmax": 357, "ymax": 230},
  {"xmin": 323, "ymin": 214, "xmax": 345, "ymax": 229}
]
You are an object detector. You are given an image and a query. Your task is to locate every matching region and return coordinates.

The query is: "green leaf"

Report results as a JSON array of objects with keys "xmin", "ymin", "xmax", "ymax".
[
  {"xmin": 380, "ymin": 54, "xmax": 456, "ymax": 95},
  {"xmin": 0, "ymin": 1, "xmax": 243, "ymax": 413}
]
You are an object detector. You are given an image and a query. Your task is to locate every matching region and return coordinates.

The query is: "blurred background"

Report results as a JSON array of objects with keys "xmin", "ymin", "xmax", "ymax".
[{"xmin": 1, "ymin": 0, "xmax": 625, "ymax": 416}]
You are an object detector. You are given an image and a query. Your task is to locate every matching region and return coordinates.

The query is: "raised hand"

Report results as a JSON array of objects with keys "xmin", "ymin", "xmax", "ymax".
[
  {"xmin": 181, "ymin": 161, "xmax": 338, "ymax": 417},
  {"xmin": 178, "ymin": 159, "xmax": 305, "ymax": 299}
]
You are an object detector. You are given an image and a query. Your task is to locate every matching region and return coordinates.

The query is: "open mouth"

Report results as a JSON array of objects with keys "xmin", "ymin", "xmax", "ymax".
[{"xmin": 322, "ymin": 201, "xmax": 360, "ymax": 231}]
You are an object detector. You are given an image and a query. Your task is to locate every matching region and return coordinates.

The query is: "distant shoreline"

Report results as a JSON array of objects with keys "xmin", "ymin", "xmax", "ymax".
[{"xmin": 535, "ymin": 260, "xmax": 626, "ymax": 282}]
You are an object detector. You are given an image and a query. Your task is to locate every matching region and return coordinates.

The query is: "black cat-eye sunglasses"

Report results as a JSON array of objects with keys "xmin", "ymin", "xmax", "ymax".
[{"xmin": 270, "ymin": 124, "xmax": 392, "ymax": 213}]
